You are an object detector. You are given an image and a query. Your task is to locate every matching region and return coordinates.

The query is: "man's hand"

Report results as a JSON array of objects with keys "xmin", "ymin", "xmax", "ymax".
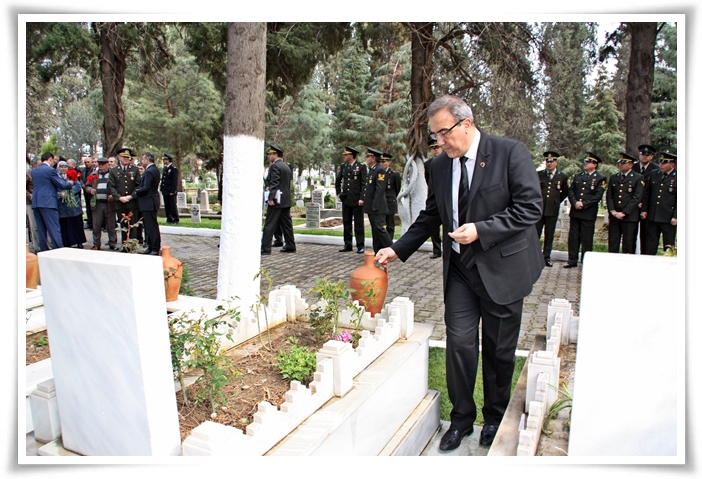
[
  {"xmin": 448, "ymin": 223, "xmax": 479, "ymax": 244},
  {"xmin": 358, "ymin": 200, "xmax": 364, "ymax": 206},
  {"xmin": 119, "ymin": 196, "xmax": 129, "ymax": 203},
  {"xmin": 575, "ymin": 201, "xmax": 584, "ymax": 209},
  {"xmin": 641, "ymin": 212, "xmax": 647, "ymax": 219},
  {"xmin": 671, "ymin": 218, "xmax": 677, "ymax": 226},
  {"xmin": 267, "ymin": 200, "xmax": 275, "ymax": 206},
  {"xmin": 375, "ymin": 247, "xmax": 398, "ymax": 267}
]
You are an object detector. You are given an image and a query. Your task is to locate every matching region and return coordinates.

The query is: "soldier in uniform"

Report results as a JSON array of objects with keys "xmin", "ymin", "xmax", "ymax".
[
  {"xmin": 108, "ymin": 148, "xmax": 142, "ymax": 249},
  {"xmin": 425, "ymin": 137, "xmax": 443, "ymax": 259},
  {"xmin": 633, "ymin": 144, "xmax": 659, "ymax": 254},
  {"xmin": 641, "ymin": 152, "xmax": 677, "ymax": 255},
  {"xmin": 335, "ymin": 146, "xmax": 367, "ymax": 253},
  {"xmin": 380, "ymin": 152, "xmax": 401, "ymax": 243},
  {"xmin": 536, "ymin": 151, "xmax": 569, "ymax": 266},
  {"xmin": 606, "ymin": 152, "xmax": 645, "ymax": 254},
  {"xmin": 564, "ymin": 152, "xmax": 607, "ymax": 268},
  {"xmin": 160, "ymin": 153, "xmax": 180, "ymax": 225},
  {"xmin": 260, "ymin": 146, "xmax": 296, "ymax": 255},
  {"xmin": 363, "ymin": 147, "xmax": 392, "ymax": 253}
]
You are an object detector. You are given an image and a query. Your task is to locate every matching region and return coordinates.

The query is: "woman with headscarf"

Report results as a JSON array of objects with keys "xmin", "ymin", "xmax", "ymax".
[{"xmin": 57, "ymin": 159, "xmax": 86, "ymax": 248}]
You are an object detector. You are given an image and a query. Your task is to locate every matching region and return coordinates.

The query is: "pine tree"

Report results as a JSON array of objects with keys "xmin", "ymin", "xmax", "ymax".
[{"xmin": 650, "ymin": 22, "xmax": 677, "ymax": 153}]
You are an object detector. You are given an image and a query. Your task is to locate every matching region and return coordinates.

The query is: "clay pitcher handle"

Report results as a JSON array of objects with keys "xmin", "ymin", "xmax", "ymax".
[{"xmin": 373, "ymin": 260, "xmax": 388, "ymax": 275}]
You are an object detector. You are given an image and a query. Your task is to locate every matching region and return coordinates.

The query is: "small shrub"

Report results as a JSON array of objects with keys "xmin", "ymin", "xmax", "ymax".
[
  {"xmin": 276, "ymin": 337, "xmax": 317, "ymax": 384},
  {"xmin": 33, "ymin": 335, "xmax": 48, "ymax": 348}
]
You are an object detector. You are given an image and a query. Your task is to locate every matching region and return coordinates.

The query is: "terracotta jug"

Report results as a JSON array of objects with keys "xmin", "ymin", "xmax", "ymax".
[
  {"xmin": 349, "ymin": 250, "xmax": 388, "ymax": 316},
  {"xmin": 26, "ymin": 244, "xmax": 39, "ymax": 289},
  {"xmin": 161, "ymin": 246, "xmax": 183, "ymax": 302}
]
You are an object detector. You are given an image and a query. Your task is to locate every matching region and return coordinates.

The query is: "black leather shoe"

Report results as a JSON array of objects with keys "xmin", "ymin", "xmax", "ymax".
[
  {"xmin": 273, "ymin": 241, "xmax": 284, "ymax": 247},
  {"xmin": 563, "ymin": 263, "xmax": 577, "ymax": 268},
  {"xmin": 261, "ymin": 250, "xmax": 271, "ymax": 255},
  {"xmin": 142, "ymin": 249, "xmax": 153, "ymax": 255},
  {"xmin": 430, "ymin": 253, "xmax": 441, "ymax": 259},
  {"xmin": 280, "ymin": 248, "xmax": 296, "ymax": 253},
  {"xmin": 147, "ymin": 250, "xmax": 160, "ymax": 256},
  {"xmin": 545, "ymin": 259, "xmax": 553, "ymax": 267},
  {"xmin": 339, "ymin": 247, "xmax": 352, "ymax": 252},
  {"xmin": 357, "ymin": 248, "xmax": 364, "ymax": 254},
  {"xmin": 479, "ymin": 424, "xmax": 498, "ymax": 447},
  {"xmin": 439, "ymin": 426, "xmax": 474, "ymax": 451}
]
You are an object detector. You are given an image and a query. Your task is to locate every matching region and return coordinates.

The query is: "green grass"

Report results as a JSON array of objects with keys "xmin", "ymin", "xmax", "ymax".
[
  {"xmin": 428, "ymin": 347, "xmax": 527, "ymax": 425},
  {"xmin": 158, "ymin": 216, "xmax": 222, "ymax": 229}
]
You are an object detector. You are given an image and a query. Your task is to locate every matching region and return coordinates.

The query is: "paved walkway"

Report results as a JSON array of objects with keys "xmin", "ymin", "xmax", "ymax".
[{"xmin": 162, "ymin": 230, "xmax": 582, "ymax": 351}]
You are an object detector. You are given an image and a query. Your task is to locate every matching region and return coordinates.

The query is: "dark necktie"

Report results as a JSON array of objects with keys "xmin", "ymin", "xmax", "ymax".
[
  {"xmin": 458, "ymin": 156, "xmax": 475, "ymax": 269},
  {"xmin": 662, "ymin": 172, "xmax": 668, "ymax": 180},
  {"xmin": 548, "ymin": 172, "xmax": 553, "ymax": 181}
]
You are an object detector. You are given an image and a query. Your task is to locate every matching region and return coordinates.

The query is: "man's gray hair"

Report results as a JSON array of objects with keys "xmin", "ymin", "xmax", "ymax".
[
  {"xmin": 67, "ymin": 158, "xmax": 76, "ymax": 167},
  {"xmin": 427, "ymin": 95, "xmax": 474, "ymax": 123},
  {"xmin": 143, "ymin": 152, "xmax": 155, "ymax": 162}
]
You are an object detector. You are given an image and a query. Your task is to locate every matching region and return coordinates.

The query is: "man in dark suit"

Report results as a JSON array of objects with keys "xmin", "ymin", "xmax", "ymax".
[
  {"xmin": 31, "ymin": 152, "xmax": 76, "ymax": 251},
  {"xmin": 606, "ymin": 152, "xmax": 645, "ymax": 254},
  {"xmin": 376, "ymin": 95, "xmax": 543, "ymax": 450},
  {"xmin": 425, "ymin": 137, "xmax": 443, "ymax": 259},
  {"xmin": 363, "ymin": 147, "xmax": 392, "ymax": 253},
  {"xmin": 335, "ymin": 146, "xmax": 366, "ymax": 253},
  {"xmin": 536, "ymin": 151, "xmax": 569, "ymax": 267},
  {"xmin": 564, "ymin": 152, "xmax": 607, "ymax": 268},
  {"xmin": 79, "ymin": 156, "xmax": 97, "ymax": 229},
  {"xmin": 260, "ymin": 146, "xmax": 296, "ymax": 255},
  {"xmin": 160, "ymin": 153, "xmax": 180, "ymax": 225},
  {"xmin": 633, "ymin": 144, "xmax": 659, "ymax": 254},
  {"xmin": 381, "ymin": 152, "xmax": 401, "ymax": 242},
  {"xmin": 135, "ymin": 152, "xmax": 161, "ymax": 255},
  {"xmin": 109, "ymin": 148, "xmax": 142, "ymax": 248},
  {"xmin": 641, "ymin": 152, "xmax": 677, "ymax": 254}
]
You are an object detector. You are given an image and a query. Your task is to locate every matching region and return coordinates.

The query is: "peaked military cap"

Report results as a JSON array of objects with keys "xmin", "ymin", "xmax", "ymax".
[
  {"xmin": 585, "ymin": 152, "xmax": 602, "ymax": 164},
  {"xmin": 267, "ymin": 145, "xmax": 283, "ymax": 156},
  {"xmin": 343, "ymin": 146, "xmax": 359, "ymax": 158},
  {"xmin": 428, "ymin": 137, "xmax": 440, "ymax": 148},
  {"xmin": 162, "ymin": 153, "xmax": 174, "ymax": 161},
  {"xmin": 543, "ymin": 151, "xmax": 561, "ymax": 160},
  {"xmin": 638, "ymin": 144, "xmax": 657, "ymax": 155},
  {"xmin": 660, "ymin": 152, "xmax": 677, "ymax": 162},
  {"xmin": 380, "ymin": 152, "xmax": 393, "ymax": 161},
  {"xmin": 366, "ymin": 147, "xmax": 383, "ymax": 157},
  {"xmin": 116, "ymin": 147, "xmax": 137, "ymax": 158},
  {"xmin": 618, "ymin": 152, "xmax": 637, "ymax": 163}
]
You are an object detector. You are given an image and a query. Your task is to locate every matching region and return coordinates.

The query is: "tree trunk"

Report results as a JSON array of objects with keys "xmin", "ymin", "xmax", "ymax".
[
  {"xmin": 217, "ymin": 22, "xmax": 267, "ymax": 308},
  {"xmin": 625, "ymin": 22, "xmax": 657, "ymax": 154},
  {"xmin": 95, "ymin": 22, "xmax": 127, "ymax": 157},
  {"xmin": 408, "ymin": 22, "xmax": 435, "ymax": 159}
]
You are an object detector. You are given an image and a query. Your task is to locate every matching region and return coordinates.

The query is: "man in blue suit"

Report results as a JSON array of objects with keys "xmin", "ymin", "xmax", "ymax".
[
  {"xmin": 31, "ymin": 152, "xmax": 76, "ymax": 251},
  {"xmin": 376, "ymin": 95, "xmax": 543, "ymax": 450},
  {"xmin": 136, "ymin": 152, "xmax": 162, "ymax": 255}
]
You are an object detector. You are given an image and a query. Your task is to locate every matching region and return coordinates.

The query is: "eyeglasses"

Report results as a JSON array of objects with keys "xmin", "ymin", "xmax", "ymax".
[
  {"xmin": 545, "ymin": 159, "xmax": 556, "ymax": 163},
  {"xmin": 639, "ymin": 151, "xmax": 654, "ymax": 156},
  {"xmin": 429, "ymin": 119, "xmax": 465, "ymax": 140},
  {"xmin": 584, "ymin": 159, "xmax": 595, "ymax": 164},
  {"xmin": 430, "ymin": 146, "xmax": 441, "ymax": 150}
]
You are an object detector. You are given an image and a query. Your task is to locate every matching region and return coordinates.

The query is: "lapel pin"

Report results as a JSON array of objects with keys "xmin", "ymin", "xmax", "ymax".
[{"xmin": 480, "ymin": 162, "xmax": 485, "ymax": 168}]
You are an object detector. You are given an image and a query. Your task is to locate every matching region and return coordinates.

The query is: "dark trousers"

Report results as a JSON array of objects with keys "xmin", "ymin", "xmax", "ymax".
[
  {"xmin": 535, "ymin": 215, "xmax": 558, "ymax": 260},
  {"xmin": 368, "ymin": 213, "xmax": 392, "ymax": 253},
  {"xmin": 91, "ymin": 202, "xmax": 117, "ymax": 248},
  {"xmin": 261, "ymin": 206, "xmax": 295, "ymax": 253},
  {"xmin": 163, "ymin": 193, "xmax": 179, "ymax": 223},
  {"xmin": 637, "ymin": 218, "xmax": 648, "ymax": 254},
  {"xmin": 644, "ymin": 221, "xmax": 676, "ymax": 255},
  {"xmin": 115, "ymin": 202, "xmax": 140, "ymax": 243},
  {"xmin": 33, "ymin": 207, "xmax": 63, "ymax": 251},
  {"xmin": 430, "ymin": 226, "xmax": 442, "ymax": 256},
  {"xmin": 385, "ymin": 213, "xmax": 396, "ymax": 243},
  {"xmin": 445, "ymin": 252, "xmax": 522, "ymax": 429},
  {"xmin": 84, "ymin": 193, "xmax": 94, "ymax": 227},
  {"xmin": 142, "ymin": 209, "xmax": 161, "ymax": 252},
  {"xmin": 608, "ymin": 217, "xmax": 638, "ymax": 254},
  {"xmin": 342, "ymin": 203, "xmax": 365, "ymax": 250},
  {"xmin": 567, "ymin": 216, "xmax": 595, "ymax": 265}
]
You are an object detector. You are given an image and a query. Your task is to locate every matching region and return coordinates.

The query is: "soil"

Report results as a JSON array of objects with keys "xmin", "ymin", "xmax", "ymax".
[
  {"xmin": 26, "ymin": 331, "xmax": 51, "ymax": 365},
  {"xmin": 175, "ymin": 320, "xmax": 325, "ymax": 443},
  {"xmin": 319, "ymin": 218, "xmax": 343, "ymax": 227}
]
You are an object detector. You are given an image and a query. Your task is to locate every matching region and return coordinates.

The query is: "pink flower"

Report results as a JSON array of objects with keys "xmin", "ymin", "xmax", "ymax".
[{"xmin": 333, "ymin": 330, "xmax": 353, "ymax": 343}]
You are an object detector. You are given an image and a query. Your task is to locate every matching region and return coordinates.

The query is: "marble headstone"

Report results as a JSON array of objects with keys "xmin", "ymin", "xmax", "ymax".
[
  {"xmin": 306, "ymin": 203, "xmax": 320, "ymax": 229},
  {"xmin": 37, "ymin": 248, "xmax": 181, "ymax": 456},
  {"xmin": 176, "ymin": 192, "xmax": 187, "ymax": 209},
  {"xmin": 191, "ymin": 204, "xmax": 201, "ymax": 223},
  {"xmin": 311, "ymin": 189, "xmax": 324, "ymax": 207}
]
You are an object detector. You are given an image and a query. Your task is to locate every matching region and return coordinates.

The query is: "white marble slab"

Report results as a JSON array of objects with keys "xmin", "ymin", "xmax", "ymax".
[
  {"xmin": 37, "ymin": 248, "xmax": 181, "ymax": 456},
  {"xmin": 568, "ymin": 252, "xmax": 681, "ymax": 459}
]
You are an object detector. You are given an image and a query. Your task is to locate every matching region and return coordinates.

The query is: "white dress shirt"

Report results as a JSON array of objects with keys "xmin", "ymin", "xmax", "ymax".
[{"xmin": 451, "ymin": 129, "xmax": 481, "ymax": 252}]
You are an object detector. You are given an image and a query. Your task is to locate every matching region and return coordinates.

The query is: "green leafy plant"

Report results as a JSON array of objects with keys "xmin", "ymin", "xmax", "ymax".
[
  {"xmin": 169, "ymin": 298, "xmax": 240, "ymax": 412},
  {"xmin": 117, "ymin": 211, "xmax": 143, "ymax": 253},
  {"xmin": 178, "ymin": 264, "xmax": 195, "ymax": 296},
  {"xmin": 33, "ymin": 335, "xmax": 49, "ymax": 348},
  {"xmin": 308, "ymin": 277, "xmax": 353, "ymax": 342},
  {"xmin": 275, "ymin": 337, "xmax": 317, "ymax": 385},
  {"xmin": 542, "ymin": 381, "xmax": 573, "ymax": 436}
]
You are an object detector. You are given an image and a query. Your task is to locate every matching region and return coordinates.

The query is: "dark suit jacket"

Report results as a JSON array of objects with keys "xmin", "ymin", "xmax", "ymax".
[
  {"xmin": 385, "ymin": 168, "xmax": 401, "ymax": 215},
  {"xmin": 568, "ymin": 171, "xmax": 607, "ymax": 221},
  {"xmin": 391, "ymin": 132, "xmax": 544, "ymax": 305},
  {"xmin": 136, "ymin": 163, "xmax": 161, "ymax": 212},
  {"xmin": 363, "ymin": 164, "xmax": 388, "ymax": 215},
  {"xmin": 538, "ymin": 169, "xmax": 569, "ymax": 216},
  {"xmin": 31, "ymin": 162, "xmax": 73, "ymax": 209},
  {"xmin": 335, "ymin": 160, "xmax": 367, "ymax": 206},
  {"xmin": 606, "ymin": 171, "xmax": 644, "ymax": 221},
  {"xmin": 633, "ymin": 161, "xmax": 659, "ymax": 183},
  {"xmin": 160, "ymin": 164, "xmax": 179, "ymax": 195},
  {"xmin": 267, "ymin": 159, "xmax": 292, "ymax": 209},
  {"xmin": 642, "ymin": 167, "xmax": 677, "ymax": 223}
]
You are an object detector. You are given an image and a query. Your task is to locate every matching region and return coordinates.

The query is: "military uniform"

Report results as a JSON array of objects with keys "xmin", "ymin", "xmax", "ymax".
[
  {"xmin": 363, "ymin": 148, "xmax": 392, "ymax": 253},
  {"xmin": 381, "ymin": 152, "xmax": 401, "ymax": 242},
  {"xmin": 632, "ymin": 144, "xmax": 660, "ymax": 254},
  {"xmin": 160, "ymin": 153, "xmax": 180, "ymax": 225},
  {"xmin": 335, "ymin": 146, "xmax": 367, "ymax": 252},
  {"xmin": 642, "ymin": 153, "xmax": 677, "ymax": 255},
  {"xmin": 606, "ymin": 153, "xmax": 645, "ymax": 254},
  {"xmin": 535, "ymin": 151, "xmax": 569, "ymax": 265},
  {"xmin": 565, "ymin": 152, "xmax": 607, "ymax": 267},
  {"xmin": 108, "ymin": 148, "xmax": 142, "ymax": 246}
]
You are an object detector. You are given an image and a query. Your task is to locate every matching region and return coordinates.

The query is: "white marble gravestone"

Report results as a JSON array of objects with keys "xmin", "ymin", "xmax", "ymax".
[
  {"xmin": 199, "ymin": 190, "xmax": 210, "ymax": 211},
  {"xmin": 37, "ymin": 248, "xmax": 181, "ymax": 456},
  {"xmin": 176, "ymin": 192, "xmax": 187, "ymax": 209},
  {"xmin": 568, "ymin": 252, "xmax": 681, "ymax": 459},
  {"xmin": 311, "ymin": 189, "xmax": 324, "ymax": 207},
  {"xmin": 306, "ymin": 203, "xmax": 321, "ymax": 229},
  {"xmin": 191, "ymin": 204, "xmax": 201, "ymax": 223}
]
